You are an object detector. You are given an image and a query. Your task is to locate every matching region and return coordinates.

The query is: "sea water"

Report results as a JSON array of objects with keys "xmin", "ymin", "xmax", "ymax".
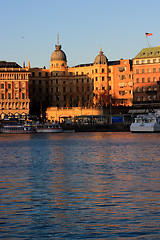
[{"xmin": 0, "ymin": 132, "xmax": 159, "ymax": 239}]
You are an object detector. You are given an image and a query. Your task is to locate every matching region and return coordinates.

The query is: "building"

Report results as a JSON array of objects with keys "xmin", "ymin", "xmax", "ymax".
[
  {"xmin": 0, "ymin": 61, "xmax": 30, "ymax": 119},
  {"xmin": 29, "ymin": 42, "xmax": 93, "ymax": 118},
  {"xmin": 5, "ymin": 39, "xmax": 160, "ymax": 120},
  {"xmin": 133, "ymin": 46, "xmax": 160, "ymax": 109},
  {"xmin": 29, "ymin": 40, "xmax": 134, "ymax": 120}
]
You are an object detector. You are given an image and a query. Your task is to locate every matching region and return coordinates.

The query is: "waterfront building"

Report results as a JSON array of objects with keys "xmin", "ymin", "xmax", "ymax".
[
  {"xmin": 0, "ymin": 61, "xmax": 30, "ymax": 119},
  {"xmin": 133, "ymin": 46, "xmax": 160, "ymax": 109},
  {"xmin": 5, "ymin": 39, "xmax": 160, "ymax": 121},
  {"xmin": 29, "ymin": 40, "xmax": 134, "ymax": 120},
  {"xmin": 29, "ymin": 42, "xmax": 93, "ymax": 118}
]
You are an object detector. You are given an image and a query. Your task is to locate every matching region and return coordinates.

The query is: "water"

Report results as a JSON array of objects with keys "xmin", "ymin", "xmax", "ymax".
[{"xmin": 0, "ymin": 132, "xmax": 159, "ymax": 239}]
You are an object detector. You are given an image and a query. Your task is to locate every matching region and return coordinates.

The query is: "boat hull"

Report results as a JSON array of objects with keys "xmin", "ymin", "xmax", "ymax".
[
  {"xmin": 130, "ymin": 123, "xmax": 160, "ymax": 132},
  {"xmin": 35, "ymin": 128, "xmax": 62, "ymax": 133}
]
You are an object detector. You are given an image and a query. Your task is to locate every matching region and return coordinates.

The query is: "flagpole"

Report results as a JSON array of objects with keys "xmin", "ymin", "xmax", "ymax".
[
  {"xmin": 145, "ymin": 33, "xmax": 152, "ymax": 48},
  {"xmin": 146, "ymin": 36, "xmax": 150, "ymax": 48}
]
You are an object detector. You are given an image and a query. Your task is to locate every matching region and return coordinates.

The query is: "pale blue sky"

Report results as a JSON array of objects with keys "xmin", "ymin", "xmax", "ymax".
[{"xmin": 0, "ymin": 0, "xmax": 159, "ymax": 68}]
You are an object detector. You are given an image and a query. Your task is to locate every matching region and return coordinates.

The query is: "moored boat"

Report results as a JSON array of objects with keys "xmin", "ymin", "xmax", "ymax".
[
  {"xmin": 0, "ymin": 124, "xmax": 35, "ymax": 134},
  {"xmin": 130, "ymin": 112, "xmax": 160, "ymax": 132},
  {"xmin": 35, "ymin": 123, "xmax": 63, "ymax": 133}
]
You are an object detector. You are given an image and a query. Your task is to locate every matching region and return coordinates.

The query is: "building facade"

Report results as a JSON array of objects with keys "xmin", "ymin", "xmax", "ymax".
[
  {"xmin": 132, "ymin": 46, "xmax": 160, "ymax": 109},
  {"xmin": 2, "ymin": 40, "xmax": 160, "ymax": 120},
  {"xmin": 0, "ymin": 61, "xmax": 30, "ymax": 119}
]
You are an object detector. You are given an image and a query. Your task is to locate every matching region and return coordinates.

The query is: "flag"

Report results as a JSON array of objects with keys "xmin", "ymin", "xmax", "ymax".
[{"xmin": 145, "ymin": 33, "xmax": 152, "ymax": 37}]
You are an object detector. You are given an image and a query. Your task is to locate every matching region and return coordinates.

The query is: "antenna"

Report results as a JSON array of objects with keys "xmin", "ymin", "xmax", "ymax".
[{"xmin": 57, "ymin": 34, "xmax": 59, "ymax": 45}]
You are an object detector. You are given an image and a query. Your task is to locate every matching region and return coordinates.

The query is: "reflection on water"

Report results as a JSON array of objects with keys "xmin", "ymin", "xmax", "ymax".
[{"xmin": 0, "ymin": 132, "xmax": 160, "ymax": 239}]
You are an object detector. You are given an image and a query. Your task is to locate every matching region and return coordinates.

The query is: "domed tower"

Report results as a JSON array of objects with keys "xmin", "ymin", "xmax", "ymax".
[
  {"xmin": 93, "ymin": 49, "xmax": 109, "ymax": 106},
  {"xmin": 50, "ymin": 36, "xmax": 67, "ymax": 72},
  {"xmin": 94, "ymin": 48, "xmax": 108, "ymax": 65}
]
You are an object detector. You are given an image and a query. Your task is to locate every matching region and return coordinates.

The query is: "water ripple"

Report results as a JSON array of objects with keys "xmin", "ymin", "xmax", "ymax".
[{"xmin": 0, "ymin": 132, "xmax": 160, "ymax": 239}]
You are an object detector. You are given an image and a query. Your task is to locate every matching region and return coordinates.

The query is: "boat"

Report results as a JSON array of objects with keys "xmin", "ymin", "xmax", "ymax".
[
  {"xmin": 0, "ymin": 124, "xmax": 35, "ymax": 134},
  {"xmin": 130, "ymin": 112, "xmax": 160, "ymax": 132},
  {"xmin": 35, "ymin": 123, "xmax": 63, "ymax": 133}
]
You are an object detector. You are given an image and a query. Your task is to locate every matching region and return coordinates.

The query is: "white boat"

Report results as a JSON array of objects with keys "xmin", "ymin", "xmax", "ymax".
[
  {"xmin": 130, "ymin": 112, "xmax": 160, "ymax": 132},
  {"xmin": 0, "ymin": 124, "xmax": 35, "ymax": 134},
  {"xmin": 35, "ymin": 123, "xmax": 63, "ymax": 133}
]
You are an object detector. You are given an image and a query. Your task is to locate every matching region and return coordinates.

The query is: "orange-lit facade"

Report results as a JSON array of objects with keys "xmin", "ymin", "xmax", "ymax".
[
  {"xmin": 2, "ymin": 41, "xmax": 160, "ymax": 119},
  {"xmin": 0, "ymin": 61, "xmax": 30, "ymax": 119},
  {"xmin": 133, "ymin": 46, "xmax": 160, "ymax": 108}
]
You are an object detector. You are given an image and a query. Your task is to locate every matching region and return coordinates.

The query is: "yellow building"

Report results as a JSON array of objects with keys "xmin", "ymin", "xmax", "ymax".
[
  {"xmin": 29, "ymin": 40, "xmax": 134, "ymax": 120},
  {"xmin": 0, "ymin": 61, "xmax": 30, "ymax": 119}
]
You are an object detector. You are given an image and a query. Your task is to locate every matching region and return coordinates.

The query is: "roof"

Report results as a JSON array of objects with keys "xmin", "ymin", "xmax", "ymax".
[
  {"xmin": 94, "ymin": 49, "xmax": 108, "ymax": 64},
  {"xmin": 0, "ymin": 61, "xmax": 21, "ymax": 68},
  {"xmin": 73, "ymin": 63, "xmax": 93, "ymax": 68},
  {"xmin": 133, "ymin": 46, "xmax": 160, "ymax": 59},
  {"xmin": 51, "ymin": 45, "xmax": 67, "ymax": 62}
]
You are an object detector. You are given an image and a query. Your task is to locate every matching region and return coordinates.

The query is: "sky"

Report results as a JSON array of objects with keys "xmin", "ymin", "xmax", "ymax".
[{"xmin": 0, "ymin": 0, "xmax": 160, "ymax": 68}]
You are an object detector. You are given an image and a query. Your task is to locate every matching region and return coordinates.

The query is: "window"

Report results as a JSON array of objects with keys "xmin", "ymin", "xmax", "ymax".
[
  {"xmin": 119, "ymin": 67, "xmax": 125, "ymax": 72},
  {"xmin": 82, "ymin": 78, "xmax": 84, "ymax": 83},
  {"xmin": 70, "ymin": 79, "xmax": 73, "ymax": 84},
  {"xmin": 1, "ymin": 83, "xmax": 4, "ymax": 89},
  {"xmin": 142, "ymin": 87, "xmax": 146, "ymax": 92},
  {"xmin": 102, "ymin": 86, "xmax": 105, "ymax": 90},
  {"xmin": 153, "ymin": 68, "xmax": 156, "ymax": 73},
  {"xmin": 136, "ymin": 61, "xmax": 139, "ymax": 64},
  {"xmin": 142, "ymin": 78, "xmax": 145, "ymax": 83},
  {"xmin": 148, "ymin": 77, "xmax": 150, "ymax": 82},
  {"xmin": 8, "ymin": 93, "xmax": 11, "ymax": 99},
  {"xmin": 147, "ymin": 60, "xmax": 150, "ymax": 64},
  {"xmin": 95, "ymin": 69, "xmax": 97, "ymax": 73},
  {"xmin": 95, "ymin": 77, "xmax": 98, "ymax": 81},
  {"xmin": 136, "ymin": 69, "xmax": 139, "ymax": 74},
  {"xmin": 147, "ymin": 68, "xmax": 150, "ymax": 73},
  {"xmin": 56, "ymin": 79, "xmax": 58, "ymax": 84},
  {"xmin": 39, "ymin": 80, "xmax": 42, "ymax": 84},
  {"xmin": 22, "ymin": 83, "xmax": 25, "ymax": 89},
  {"xmin": 153, "ymin": 77, "xmax": 156, "ymax": 82},
  {"xmin": 22, "ymin": 93, "xmax": 25, "ymax": 99},
  {"xmin": 153, "ymin": 86, "xmax": 157, "ymax": 91},
  {"xmin": 39, "ymin": 72, "xmax": 41, "ymax": 77},
  {"xmin": 142, "ymin": 96, "xmax": 146, "ymax": 101},
  {"xmin": 136, "ymin": 87, "xmax": 140, "ymax": 92},
  {"xmin": 136, "ymin": 78, "xmax": 139, "ymax": 83},
  {"xmin": 63, "ymin": 87, "xmax": 66, "ymax": 92},
  {"xmin": 142, "ymin": 69, "xmax": 145, "ymax": 73},
  {"xmin": 15, "ymin": 92, "xmax": 19, "ymax": 99},
  {"xmin": 102, "ymin": 68, "xmax": 104, "ymax": 73},
  {"xmin": 102, "ymin": 76, "xmax": 104, "ymax": 81},
  {"xmin": 153, "ymin": 59, "xmax": 156, "ymax": 63},
  {"xmin": 153, "ymin": 95, "xmax": 157, "ymax": 100},
  {"xmin": 1, "ymin": 93, "xmax": 4, "ymax": 99},
  {"xmin": 8, "ymin": 83, "xmax": 11, "ymax": 89},
  {"xmin": 142, "ymin": 60, "xmax": 145, "ymax": 64}
]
